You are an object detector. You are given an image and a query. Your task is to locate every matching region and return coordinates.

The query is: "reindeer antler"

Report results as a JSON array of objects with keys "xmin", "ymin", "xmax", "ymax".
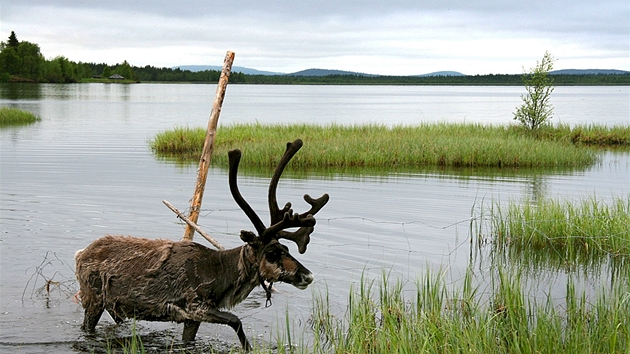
[
  {"xmin": 228, "ymin": 149, "xmax": 266, "ymax": 236},
  {"xmin": 268, "ymin": 140, "xmax": 303, "ymax": 224},
  {"xmin": 229, "ymin": 139, "xmax": 329, "ymax": 253},
  {"xmin": 265, "ymin": 139, "xmax": 329, "ymax": 253}
]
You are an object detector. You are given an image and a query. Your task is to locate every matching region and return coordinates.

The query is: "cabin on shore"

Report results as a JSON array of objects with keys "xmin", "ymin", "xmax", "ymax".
[{"xmin": 109, "ymin": 74, "xmax": 125, "ymax": 80}]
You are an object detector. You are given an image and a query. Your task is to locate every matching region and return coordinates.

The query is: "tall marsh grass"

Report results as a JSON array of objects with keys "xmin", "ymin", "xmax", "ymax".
[
  {"xmin": 309, "ymin": 270, "xmax": 630, "ymax": 353},
  {"xmin": 525, "ymin": 123, "xmax": 630, "ymax": 147},
  {"xmin": 0, "ymin": 107, "xmax": 40, "ymax": 126},
  {"xmin": 151, "ymin": 123, "xmax": 601, "ymax": 168},
  {"xmin": 149, "ymin": 126, "xmax": 206, "ymax": 159},
  {"xmin": 488, "ymin": 196, "xmax": 630, "ymax": 263}
]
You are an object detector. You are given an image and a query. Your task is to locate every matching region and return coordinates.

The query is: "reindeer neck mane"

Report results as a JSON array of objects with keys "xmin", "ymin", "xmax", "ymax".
[
  {"xmin": 237, "ymin": 244, "xmax": 260, "ymax": 284},
  {"xmin": 210, "ymin": 243, "xmax": 261, "ymax": 309}
]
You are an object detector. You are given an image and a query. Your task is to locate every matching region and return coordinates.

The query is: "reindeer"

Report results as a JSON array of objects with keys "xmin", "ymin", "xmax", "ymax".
[{"xmin": 75, "ymin": 139, "xmax": 329, "ymax": 350}]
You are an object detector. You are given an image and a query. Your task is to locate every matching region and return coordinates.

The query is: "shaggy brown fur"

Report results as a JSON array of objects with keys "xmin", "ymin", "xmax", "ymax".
[{"xmin": 75, "ymin": 234, "xmax": 313, "ymax": 350}]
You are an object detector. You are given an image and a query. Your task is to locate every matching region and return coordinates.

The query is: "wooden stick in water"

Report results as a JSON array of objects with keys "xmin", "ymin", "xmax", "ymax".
[
  {"xmin": 183, "ymin": 50, "xmax": 235, "ymax": 241},
  {"xmin": 163, "ymin": 200, "xmax": 225, "ymax": 250}
]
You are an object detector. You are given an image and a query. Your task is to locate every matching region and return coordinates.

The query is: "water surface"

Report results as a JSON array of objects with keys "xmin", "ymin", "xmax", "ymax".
[{"xmin": 1, "ymin": 83, "xmax": 628, "ymax": 352}]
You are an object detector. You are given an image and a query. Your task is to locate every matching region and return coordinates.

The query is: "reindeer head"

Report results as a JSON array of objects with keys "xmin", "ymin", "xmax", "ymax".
[{"xmin": 228, "ymin": 139, "xmax": 329, "ymax": 291}]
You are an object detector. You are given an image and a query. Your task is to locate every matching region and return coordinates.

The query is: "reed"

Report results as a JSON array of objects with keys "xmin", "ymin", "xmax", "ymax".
[
  {"xmin": 151, "ymin": 123, "xmax": 600, "ymax": 168},
  {"xmin": 490, "ymin": 196, "xmax": 630, "ymax": 262},
  {"xmin": 308, "ymin": 269, "xmax": 630, "ymax": 353},
  {"xmin": 149, "ymin": 125, "xmax": 206, "ymax": 159},
  {"xmin": 520, "ymin": 123, "xmax": 630, "ymax": 147},
  {"xmin": 0, "ymin": 107, "xmax": 40, "ymax": 126}
]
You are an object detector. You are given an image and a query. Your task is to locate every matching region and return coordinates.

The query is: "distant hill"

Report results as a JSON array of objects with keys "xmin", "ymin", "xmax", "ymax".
[
  {"xmin": 415, "ymin": 71, "xmax": 465, "ymax": 77},
  {"xmin": 288, "ymin": 68, "xmax": 376, "ymax": 77},
  {"xmin": 550, "ymin": 69, "xmax": 630, "ymax": 75},
  {"xmin": 174, "ymin": 65, "xmax": 630, "ymax": 77},
  {"xmin": 174, "ymin": 65, "xmax": 282, "ymax": 76},
  {"xmin": 287, "ymin": 68, "xmax": 630, "ymax": 77}
]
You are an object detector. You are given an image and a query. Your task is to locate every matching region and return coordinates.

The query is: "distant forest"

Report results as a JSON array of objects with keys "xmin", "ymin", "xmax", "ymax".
[
  {"xmin": 1, "ymin": 31, "xmax": 629, "ymax": 85},
  {"xmin": 234, "ymin": 73, "xmax": 630, "ymax": 85}
]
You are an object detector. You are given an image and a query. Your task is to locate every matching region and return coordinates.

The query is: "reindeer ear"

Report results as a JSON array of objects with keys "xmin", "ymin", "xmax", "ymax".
[{"xmin": 240, "ymin": 230, "xmax": 261, "ymax": 246}]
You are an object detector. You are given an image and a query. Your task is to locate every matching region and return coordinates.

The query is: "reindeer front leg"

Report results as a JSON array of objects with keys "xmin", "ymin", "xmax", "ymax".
[
  {"xmin": 182, "ymin": 320, "xmax": 201, "ymax": 342},
  {"xmin": 188, "ymin": 308, "xmax": 252, "ymax": 351}
]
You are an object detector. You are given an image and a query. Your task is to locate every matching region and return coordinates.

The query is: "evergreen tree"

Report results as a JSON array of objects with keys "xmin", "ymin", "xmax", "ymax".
[{"xmin": 8, "ymin": 31, "xmax": 19, "ymax": 48}]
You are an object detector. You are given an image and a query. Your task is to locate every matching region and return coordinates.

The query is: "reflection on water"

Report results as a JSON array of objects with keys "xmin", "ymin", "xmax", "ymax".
[
  {"xmin": 156, "ymin": 146, "xmax": 590, "ymax": 205},
  {"xmin": 0, "ymin": 82, "xmax": 43, "ymax": 100},
  {"xmin": 1, "ymin": 83, "xmax": 628, "ymax": 352}
]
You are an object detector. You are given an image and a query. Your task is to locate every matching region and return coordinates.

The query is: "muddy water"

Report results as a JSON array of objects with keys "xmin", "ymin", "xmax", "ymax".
[{"xmin": 1, "ymin": 83, "xmax": 628, "ymax": 352}]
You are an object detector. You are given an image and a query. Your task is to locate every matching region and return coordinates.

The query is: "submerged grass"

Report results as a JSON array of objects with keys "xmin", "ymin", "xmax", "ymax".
[
  {"xmin": 488, "ymin": 196, "xmax": 630, "ymax": 264},
  {"xmin": 309, "ymin": 270, "xmax": 630, "ymax": 354},
  {"xmin": 151, "ymin": 123, "xmax": 608, "ymax": 168},
  {"xmin": 0, "ymin": 106, "xmax": 40, "ymax": 126}
]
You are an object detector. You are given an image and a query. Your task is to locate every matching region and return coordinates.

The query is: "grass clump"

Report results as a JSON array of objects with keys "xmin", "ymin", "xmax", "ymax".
[
  {"xmin": 489, "ymin": 196, "xmax": 630, "ymax": 263},
  {"xmin": 309, "ymin": 270, "xmax": 630, "ymax": 353},
  {"xmin": 513, "ymin": 124, "xmax": 630, "ymax": 147},
  {"xmin": 150, "ymin": 126, "xmax": 207, "ymax": 159},
  {"xmin": 0, "ymin": 107, "xmax": 40, "ymax": 126},
  {"xmin": 151, "ymin": 123, "xmax": 600, "ymax": 168}
]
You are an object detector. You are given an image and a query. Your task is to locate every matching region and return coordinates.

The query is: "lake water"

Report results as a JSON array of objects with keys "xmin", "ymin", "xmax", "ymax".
[{"xmin": 1, "ymin": 83, "xmax": 628, "ymax": 353}]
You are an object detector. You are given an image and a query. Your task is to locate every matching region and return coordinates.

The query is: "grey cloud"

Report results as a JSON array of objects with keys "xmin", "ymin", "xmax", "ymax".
[
  {"xmin": 4, "ymin": 0, "xmax": 624, "ymax": 21},
  {"xmin": 5, "ymin": 0, "xmax": 626, "ymax": 40},
  {"xmin": 2, "ymin": 0, "xmax": 627, "ymax": 74}
]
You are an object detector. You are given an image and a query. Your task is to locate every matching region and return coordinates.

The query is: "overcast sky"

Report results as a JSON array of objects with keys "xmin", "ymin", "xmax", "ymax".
[{"xmin": 1, "ymin": 0, "xmax": 628, "ymax": 75}]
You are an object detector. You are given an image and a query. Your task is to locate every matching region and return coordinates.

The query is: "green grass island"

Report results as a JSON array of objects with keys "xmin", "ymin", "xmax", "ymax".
[{"xmin": 150, "ymin": 122, "xmax": 630, "ymax": 168}]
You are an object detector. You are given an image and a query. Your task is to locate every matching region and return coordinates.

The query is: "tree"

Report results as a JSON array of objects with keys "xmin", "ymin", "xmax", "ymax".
[
  {"xmin": 8, "ymin": 31, "xmax": 19, "ymax": 48},
  {"xmin": 75, "ymin": 62, "xmax": 94, "ymax": 79},
  {"xmin": 45, "ymin": 58, "xmax": 66, "ymax": 82},
  {"xmin": 0, "ymin": 32, "xmax": 20, "ymax": 77},
  {"xmin": 513, "ymin": 51, "xmax": 556, "ymax": 130},
  {"xmin": 113, "ymin": 60, "xmax": 135, "ymax": 80},
  {"xmin": 0, "ymin": 32, "xmax": 44, "ymax": 81},
  {"xmin": 101, "ymin": 65, "xmax": 112, "ymax": 78},
  {"xmin": 16, "ymin": 41, "xmax": 44, "ymax": 81},
  {"xmin": 44, "ymin": 56, "xmax": 78, "ymax": 82},
  {"xmin": 0, "ymin": 46, "xmax": 19, "ymax": 77}
]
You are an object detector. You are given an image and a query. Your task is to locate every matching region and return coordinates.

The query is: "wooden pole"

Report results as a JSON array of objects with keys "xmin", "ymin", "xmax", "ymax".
[
  {"xmin": 183, "ymin": 51, "xmax": 235, "ymax": 241},
  {"xmin": 163, "ymin": 200, "xmax": 225, "ymax": 250}
]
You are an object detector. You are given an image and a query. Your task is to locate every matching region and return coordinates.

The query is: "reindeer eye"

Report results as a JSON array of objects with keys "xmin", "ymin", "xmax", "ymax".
[{"xmin": 265, "ymin": 248, "xmax": 282, "ymax": 261}]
